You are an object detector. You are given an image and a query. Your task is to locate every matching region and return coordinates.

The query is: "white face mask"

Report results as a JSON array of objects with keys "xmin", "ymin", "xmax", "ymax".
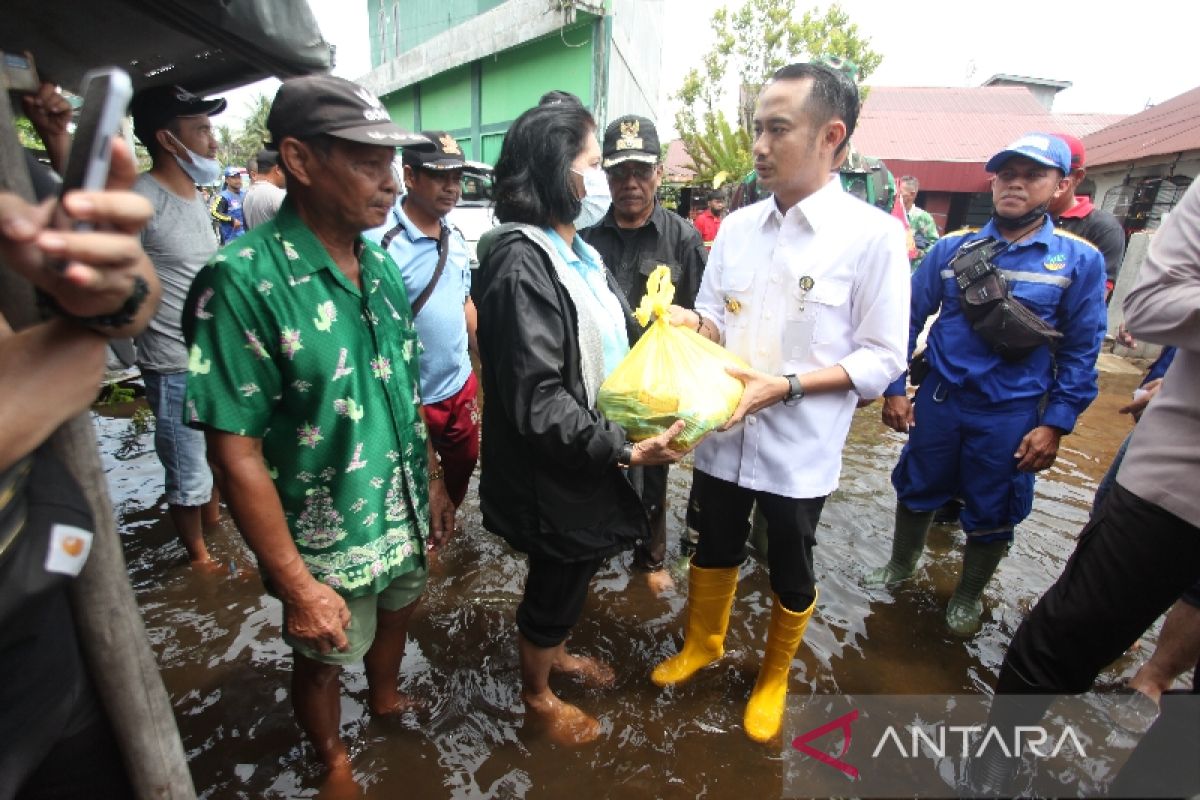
[
  {"xmin": 167, "ymin": 132, "xmax": 222, "ymax": 186},
  {"xmin": 572, "ymin": 165, "xmax": 611, "ymax": 230}
]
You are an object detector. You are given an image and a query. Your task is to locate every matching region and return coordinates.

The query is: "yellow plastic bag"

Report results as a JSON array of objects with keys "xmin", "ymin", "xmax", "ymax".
[{"xmin": 597, "ymin": 265, "xmax": 748, "ymax": 448}]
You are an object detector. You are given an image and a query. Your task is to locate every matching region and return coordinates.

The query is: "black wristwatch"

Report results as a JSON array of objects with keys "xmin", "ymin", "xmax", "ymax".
[
  {"xmin": 782, "ymin": 374, "xmax": 805, "ymax": 406},
  {"xmin": 38, "ymin": 276, "xmax": 151, "ymax": 330},
  {"xmin": 616, "ymin": 441, "xmax": 635, "ymax": 468}
]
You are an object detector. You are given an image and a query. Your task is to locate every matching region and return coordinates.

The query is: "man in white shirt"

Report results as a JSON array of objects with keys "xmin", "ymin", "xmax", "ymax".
[{"xmin": 653, "ymin": 62, "xmax": 910, "ymax": 743}]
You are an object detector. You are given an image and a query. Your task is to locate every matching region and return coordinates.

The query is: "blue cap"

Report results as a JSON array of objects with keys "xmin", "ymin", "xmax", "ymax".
[
  {"xmin": 985, "ymin": 133, "xmax": 1072, "ymax": 174},
  {"xmin": 223, "ymin": 166, "xmax": 243, "ymax": 178}
]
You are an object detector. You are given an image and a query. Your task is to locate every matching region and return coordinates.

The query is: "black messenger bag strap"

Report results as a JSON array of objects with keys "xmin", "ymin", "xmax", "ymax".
[{"xmin": 410, "ymin": 226, "xmax": 450, "ymax": 317}]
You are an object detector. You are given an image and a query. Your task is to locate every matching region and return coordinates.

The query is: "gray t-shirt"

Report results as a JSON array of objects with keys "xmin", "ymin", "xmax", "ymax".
[
  {"xmin": 133, "ymin": 173, "xmax": 218, "ymax": 372},
  {"xmin": 242, "ymin": 180, "xmax": 286, "ymax": 231}
]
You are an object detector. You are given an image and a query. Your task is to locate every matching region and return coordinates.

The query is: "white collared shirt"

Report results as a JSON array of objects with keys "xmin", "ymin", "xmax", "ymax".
[{"xmin": 694, "ymin": 177, "xmax": 910, "ymax": 498}]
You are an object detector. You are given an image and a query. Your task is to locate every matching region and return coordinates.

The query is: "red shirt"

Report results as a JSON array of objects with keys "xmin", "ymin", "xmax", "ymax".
[{"xmin": 694, "ymin": 209, "xmax": 722, "ymax": 245}]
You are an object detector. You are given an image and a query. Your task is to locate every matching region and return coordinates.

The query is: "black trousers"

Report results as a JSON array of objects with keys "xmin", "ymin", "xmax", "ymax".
[
  {"xmin": 998, "ymin": 481, "xmax": 1200, "ymax": 693},
  {"xmin": 688, "ymin": 470, "xmax": 826, "ymax": 612},
  {"xmin": 628, "ymin": 464, "xmax": 668, "ymax": 570},
  {"xmin": 516, "ymin": 555, "xmax": 605, "ymax": 648}
]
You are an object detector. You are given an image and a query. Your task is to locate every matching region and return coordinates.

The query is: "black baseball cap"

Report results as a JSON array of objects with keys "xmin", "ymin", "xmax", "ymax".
[
  {"xmin": 403, "ymin": 130, "xmax": 466, "ymax": 171},
  {"xmin": 130, "ymin": 85, "xmax": 226, "ymax": 147},
  {"xmin": 602, "ymin": 115, "xmax": 660, "ymax": 169},
  {"xmin": 255, "ymin": 148, "xmax": 279, "ymax": 169},
  {"xmin": 267, "ymin": 75, "xmax": 433, "ymax": 150}
]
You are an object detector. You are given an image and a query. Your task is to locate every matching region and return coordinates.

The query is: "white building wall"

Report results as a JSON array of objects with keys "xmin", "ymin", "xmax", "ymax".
[{"xmin": 600, "ymin": 0, "xmax": 664, "ymax": 130}]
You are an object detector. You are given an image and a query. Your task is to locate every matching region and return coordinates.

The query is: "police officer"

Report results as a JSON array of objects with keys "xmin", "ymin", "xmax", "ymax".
[
  {"xmin": 211, "ymin": 166, "xmax": 246, "ymax": 244},
  {"xmin": 580, "ymin": 114, "xmax": 707, "ymax": 594},
  {"xmin": 871, "ymin": 134, "xmax": 1107, "ymax": 637}
]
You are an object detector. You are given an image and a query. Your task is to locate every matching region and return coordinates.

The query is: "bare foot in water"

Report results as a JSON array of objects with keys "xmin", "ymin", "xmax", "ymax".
[
  {"xmin": 523, "ymin": 691, "xmax": 601, "ymax": 745},
  {"xmin": 552, "ymin": 649, "xmax": 615, "ymax": 688},
  {"xmin": 646, "ymin": 568, "xmax": 676, "ymax": 596},
  {"xmin": 318, "ymin": 761, "xmax": 361, "ymax": 800},
  {"xmin": 190, "ymin": 557, "xmax": 227, "ymax": 576},
  {"xmin": 368, "ymin": 689, "xmax": 429, "ymax": 718}
]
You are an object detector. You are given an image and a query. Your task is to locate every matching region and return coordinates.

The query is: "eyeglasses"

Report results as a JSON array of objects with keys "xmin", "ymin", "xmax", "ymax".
[{"xmin": 606, "ymin": 162, "xmax": 656, "ymax": 181}]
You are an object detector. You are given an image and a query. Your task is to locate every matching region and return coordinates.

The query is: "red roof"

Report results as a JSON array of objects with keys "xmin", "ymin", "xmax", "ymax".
[
  {"xmin": 854, "ymin": 86, "xmax": 1055, "ymax": 165},
  {"xmin": 664, "ymin": 139, "xmax": 696, "ymax": 183},
  {"xmin": 1082, "ymin": 85, "xmax": 1200, "ymax": 168},
  {"xmin": 854, "ymin": 86, "xmax": 1129, "ymax": 192}
]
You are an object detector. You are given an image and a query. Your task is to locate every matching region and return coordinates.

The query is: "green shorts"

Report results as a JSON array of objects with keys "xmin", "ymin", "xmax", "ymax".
[{"xmin": 284, "ymin": 566, "xmax": 428, "ymax": 665}]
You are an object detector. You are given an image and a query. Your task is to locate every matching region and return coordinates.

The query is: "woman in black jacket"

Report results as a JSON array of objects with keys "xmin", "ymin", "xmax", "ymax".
[{"xmin": 472, "ymin": 97, "xmax": 686, "ymax": 745}]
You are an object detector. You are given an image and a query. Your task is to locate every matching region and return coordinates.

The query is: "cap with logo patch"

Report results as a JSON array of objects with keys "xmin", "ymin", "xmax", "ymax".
[
  {"xmin": 130, "ymin": 84, "xmax": 226, "ymax": 147},
  {"xmin": 403, "ymin": 130, "xmax": 466, "ymax": 171},
  {"xmin": 267, "ymin": 75, "xmax": 433, "ymax": 150},
  {"xmin": 985, "ymin": 133, "xmax": 1072, "ymax": 175},
  {"xmin": 602, "ymin": 115, "xmax": 660, "ymax": 168}
]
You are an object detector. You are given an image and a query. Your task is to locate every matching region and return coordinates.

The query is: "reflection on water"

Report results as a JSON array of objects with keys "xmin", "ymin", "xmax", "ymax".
[{"xmin": 94, "ymin": 370, "xmax": 1147, "ymax": 798}]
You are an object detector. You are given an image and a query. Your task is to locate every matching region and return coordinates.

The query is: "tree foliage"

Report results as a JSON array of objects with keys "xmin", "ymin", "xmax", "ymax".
[
  {"xmin": 674, "ymin": 0, "xmax": 882, "ymax": 186},
  {"xmin": 215, "ymin": 93, "xmax": 272, "ymax": 171}
]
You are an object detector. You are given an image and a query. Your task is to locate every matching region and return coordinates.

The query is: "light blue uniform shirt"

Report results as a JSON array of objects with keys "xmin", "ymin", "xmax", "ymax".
[
  {"xmin": 366, "ymin": 197, "xmax": 473, "ymax": 404},
  {"xmin": 544, "ymin": 228, "xmax": 630, "ymax": 378}
]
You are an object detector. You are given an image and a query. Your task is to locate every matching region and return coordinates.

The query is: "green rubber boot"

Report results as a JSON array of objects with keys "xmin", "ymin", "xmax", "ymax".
[
  {"xmin": 945, "ymin": 538, "xmax": 1009, "ymax": 637},
  {"xmin": 866, "ymin": 505, "xmax": 933, "ymax": 587}
]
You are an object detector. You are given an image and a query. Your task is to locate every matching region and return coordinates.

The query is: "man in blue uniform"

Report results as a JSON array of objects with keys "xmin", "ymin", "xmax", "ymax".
[
  {"xmin": 870, "ymin": 134, "xmax": 1107, "ymax": 636},
  {"xmin": 210, "ymin": 166, "xmax": 246, "ymax": 244}
]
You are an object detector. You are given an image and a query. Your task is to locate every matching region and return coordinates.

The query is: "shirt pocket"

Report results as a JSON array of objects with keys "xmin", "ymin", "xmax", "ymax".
[
  {"xmin": 720, "ymin": 261, "xmax": 756, "ymax": 337},
  {"xmin": 638, "ymin": 256, "xmax": 681, "ymax": 285},
  {"xmin": 784, "ymin": 278, "xmax": 851, "ymax": 361},
  {"xmin": 1009, "ymin": 281, "xmax": 1062, "ymax": 321}
]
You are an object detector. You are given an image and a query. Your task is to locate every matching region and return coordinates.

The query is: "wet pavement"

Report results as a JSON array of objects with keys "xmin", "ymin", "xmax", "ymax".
[{"xmin": 95, "ymin": 368, "xmax": 1152, "ymax": 798}]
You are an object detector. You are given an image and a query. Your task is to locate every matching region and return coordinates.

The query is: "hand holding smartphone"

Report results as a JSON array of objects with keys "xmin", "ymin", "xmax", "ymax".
[{"xmin": 55, "ymin": 67, "xmax": 133, "ymax": 233}]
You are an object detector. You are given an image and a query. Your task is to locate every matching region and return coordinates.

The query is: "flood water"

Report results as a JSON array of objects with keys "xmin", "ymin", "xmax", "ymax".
[{"xmin": 94, "ymin": 366, "xmax": 1154, "ymax": 799}]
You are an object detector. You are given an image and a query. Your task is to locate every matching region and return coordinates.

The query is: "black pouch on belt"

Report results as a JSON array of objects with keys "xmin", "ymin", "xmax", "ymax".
[{"xmin": 951, "ymin": 237, "xmax": 1063, "ymax": 362}]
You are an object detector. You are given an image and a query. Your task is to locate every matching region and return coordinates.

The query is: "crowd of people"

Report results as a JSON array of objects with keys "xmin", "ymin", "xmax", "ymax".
[{"xmin": 3, "ymin": 56, "xmax": 1196, "ymax": 797}]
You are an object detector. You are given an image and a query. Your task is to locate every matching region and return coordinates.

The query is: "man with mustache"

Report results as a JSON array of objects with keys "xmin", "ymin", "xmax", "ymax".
[
  {"xmin": 871, "ymin": 134, "xmax": 1107, "ymax": 637},
  {"xmin": 580, "ymin": 114, "xmax": 707, "ymax": 594},
  {"xmin": 181, "ymin": 75, "xmax": 455, "ymax": 781},
  {"xmin": 367, "ymin": 131, "xmax": 479, "ymax": 510},
  {"xmin": 654, "ymin": 63, "xmax": 910, "ymax": 742}
]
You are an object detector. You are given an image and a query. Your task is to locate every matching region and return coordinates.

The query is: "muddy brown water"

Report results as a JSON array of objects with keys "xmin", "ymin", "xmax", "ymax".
[{"xmin": 94, "ymin": 369, "xmax": 1153, "ymax": 799}]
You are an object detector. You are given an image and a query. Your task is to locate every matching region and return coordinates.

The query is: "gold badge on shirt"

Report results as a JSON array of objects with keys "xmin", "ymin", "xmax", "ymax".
[{"xmin": 724, "ymin": 296, "xmax": 742, "ymax": 314}]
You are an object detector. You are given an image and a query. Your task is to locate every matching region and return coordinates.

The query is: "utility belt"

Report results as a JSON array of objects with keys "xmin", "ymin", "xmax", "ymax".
[{"xmin": 950, "ymin": 237, "xmax": 1063, "ymax": 362}]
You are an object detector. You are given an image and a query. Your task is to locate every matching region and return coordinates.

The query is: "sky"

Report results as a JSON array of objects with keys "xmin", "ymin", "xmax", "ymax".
[{"xmin": 218, "ymin": 0, "xmax": 1200, "ymax": 137}]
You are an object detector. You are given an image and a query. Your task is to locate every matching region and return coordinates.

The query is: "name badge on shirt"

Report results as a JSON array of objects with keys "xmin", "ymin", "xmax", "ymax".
[{"xmin": 798, "ymin": 275, "xmax": 815, "ymax": 312}]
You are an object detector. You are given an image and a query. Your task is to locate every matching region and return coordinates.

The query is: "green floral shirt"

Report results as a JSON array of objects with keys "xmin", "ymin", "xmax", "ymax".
[
  {"xmin": 182, "ymin": 200, "xmax": 429, "ymax": 599},
  {"xmin": 909, "ymin": 206, "xmax": 940, "ymax": 272}
]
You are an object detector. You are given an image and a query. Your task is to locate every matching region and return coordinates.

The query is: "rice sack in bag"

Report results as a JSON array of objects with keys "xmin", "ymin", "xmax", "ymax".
[{"xmin": 597, "ymin": 265, "xmax": 747, "ymax": 448}]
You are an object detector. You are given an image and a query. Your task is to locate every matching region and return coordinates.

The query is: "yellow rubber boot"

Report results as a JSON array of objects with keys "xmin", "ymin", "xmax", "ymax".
[
  {"xmin": 743, "ymin": 592, "xmax": 817, "ymax": 743},
  {"xmin": 650, "ymin": 563, "xmax": 739, "ymax": 687}
]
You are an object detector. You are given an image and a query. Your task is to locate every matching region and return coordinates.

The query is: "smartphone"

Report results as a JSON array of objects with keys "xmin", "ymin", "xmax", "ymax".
[{"xmin": 58, "ymin": 67, "xmax": 133, "ymax": 200}]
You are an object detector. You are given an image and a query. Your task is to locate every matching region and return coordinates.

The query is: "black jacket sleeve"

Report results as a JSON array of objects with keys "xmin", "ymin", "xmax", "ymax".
[{"xmin": 673, "ymin": 230, "xmax": 709, "ymax": 310}]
